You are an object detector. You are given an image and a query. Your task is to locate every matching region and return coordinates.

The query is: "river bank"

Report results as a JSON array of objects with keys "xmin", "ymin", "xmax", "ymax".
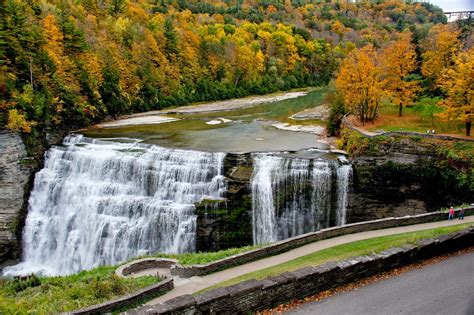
[{"xmin": 96, "ymin": 90, "xmax": 310, "ymax": 128}]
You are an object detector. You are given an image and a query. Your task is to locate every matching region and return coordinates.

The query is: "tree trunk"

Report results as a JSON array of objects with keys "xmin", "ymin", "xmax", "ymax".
[
  {"xmin": 466, "ymin": 120, "xmax": 472, "ymax": 137},
  {"xmin": 398, "ymin": 102, "xmax": 403, "ymax": 117}
]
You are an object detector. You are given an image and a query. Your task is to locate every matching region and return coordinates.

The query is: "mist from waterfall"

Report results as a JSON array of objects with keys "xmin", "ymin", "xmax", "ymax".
[
  {"xmin": 4, "ymin": 135, "xmax": 226, "ymax": 276},
  {"xmin": 252, "ymin": 154, "xmax": 351, "ymax": 245}
]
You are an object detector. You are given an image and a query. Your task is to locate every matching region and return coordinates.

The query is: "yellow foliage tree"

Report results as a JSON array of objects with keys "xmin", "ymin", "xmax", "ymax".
[
  {"xmin": 332, "ymin": 20, "xmax": 347, "ymax": 40},
  {"xmin": 43, "ymin": 14, "xmax": 64, "ymax": 70},
  {"xmin": 438, "ymin": 47, "xmax": 474, "ymax": 136},
  {"xmin": 336, "ymin": 45, "xmax": 385, "ymax": 124},
  {"xmin": 421, "ymin": 24, "xmax": 460, "ymax": 89},
  {"xmin": 382, "ymin": 32, "xmax": 419, "ymax": 116},
  {"xmin": 6, "ymin": 109, "xmax": 32, "ymax": 133}
]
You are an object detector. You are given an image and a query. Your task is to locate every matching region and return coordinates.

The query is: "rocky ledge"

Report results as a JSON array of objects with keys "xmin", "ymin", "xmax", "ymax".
[{"xmin": 0, "ymin": 131, "xmax": 36, "ymax": 262}]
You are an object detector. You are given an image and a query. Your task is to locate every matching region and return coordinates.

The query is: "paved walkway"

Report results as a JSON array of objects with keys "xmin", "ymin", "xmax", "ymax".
[{"xmin": 140, "ymin": 217, "xmax": 473, "ymax": 306}]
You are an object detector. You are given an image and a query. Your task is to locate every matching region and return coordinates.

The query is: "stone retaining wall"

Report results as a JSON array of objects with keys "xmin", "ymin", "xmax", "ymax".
[
  {"xmin": 121, "ymin": 258, "xmax": 177, "ymax": 277},
  {"xmin": 66, "ymin": 278, "xmax": 174, "ymax": 315},
  {"xmin": 130, "ymin": 228, "xmax": 474, "ymax": 314},
  {"xmin": 169, "ymin": 208, "xmax": 474, "ymax": 278}
]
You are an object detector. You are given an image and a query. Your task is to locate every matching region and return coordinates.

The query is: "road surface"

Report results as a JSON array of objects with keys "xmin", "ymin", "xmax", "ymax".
[{"xmin": 287, "ymin": 250, "xmax": 474, "ymax": 315}]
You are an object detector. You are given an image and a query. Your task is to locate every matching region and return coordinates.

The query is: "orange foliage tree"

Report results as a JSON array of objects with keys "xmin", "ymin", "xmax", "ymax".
[
  {"xmin": 336, "ymin": 45, "xmax": 386, "ymax": 124},
  {"xmin": 381, "ymin": 32, "xmax": 419, "ymax": 116},
  {"xmin": 438, "ymin": 47, "xmax": 474, "ymax": 136},
  {"xmin": 421, "ymin": 24, "xmax": 460, "ymax": 90}
]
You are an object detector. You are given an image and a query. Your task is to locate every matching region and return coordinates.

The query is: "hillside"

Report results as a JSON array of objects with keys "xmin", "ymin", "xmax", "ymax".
[{"xmin": 1, "ymin": 0, "xmax": 447, "ymax": 137}]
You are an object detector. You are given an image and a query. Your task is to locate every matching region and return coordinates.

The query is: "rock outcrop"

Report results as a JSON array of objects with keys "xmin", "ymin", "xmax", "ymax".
[
  {"xmin": 195, "ymin": 153, "xmax": 254, "ymax": 251},
  {"xmin": 346, "ymin": 135, "xmax": 470, "ymax": 223},
  {"xmin": 0, "ymin": 131, "xmax": 36, "ymax": 263}
]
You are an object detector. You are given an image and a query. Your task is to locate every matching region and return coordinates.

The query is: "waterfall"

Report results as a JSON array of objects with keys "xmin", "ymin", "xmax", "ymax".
[
  {"xmin": 251, "ymin": 154, "xmax": 351, "ymax": 245},
  {"xmin": 336, "ymin": 164, "xmax": 352, "ymax": 226},
  {"xmin": 312, "ymin": 160, "xmax": 332, "ymax": 229},
  {"xmin": 5, "ymin": 135, "xmax": 226, "ymax": 276}
]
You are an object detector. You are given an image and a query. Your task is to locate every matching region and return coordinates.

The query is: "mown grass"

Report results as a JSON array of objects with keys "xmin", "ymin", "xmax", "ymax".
[
  {"xmin": 363, "ymin": 104, "xmax": 467, "ymax": 136},
  {"xmin": 144, "ymin": 245, "xmax": 263, "ymax": 265},
  {"xmin": 202, "ymin": 223, "xmax": 473, "ymax": 292},
  {"xmin": 0, "ymin": 265, "xmax": 159, "ymax": 314}
]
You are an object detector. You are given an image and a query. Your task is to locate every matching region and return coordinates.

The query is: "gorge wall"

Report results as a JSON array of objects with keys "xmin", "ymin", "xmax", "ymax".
[
  {"xmin": 1, "ymin": 130, "xmax": 471, "ymax": 268},
  {"xmin": 346, "ymin": 134, "xmax": 473, "ymax": 223},
  {"xmin": 0, "ymin": 130, "xmax": 35, "ymax": 263},
  {"xmin": 198, "ymin": 135, "xmax": 473, "ymax": 251}
]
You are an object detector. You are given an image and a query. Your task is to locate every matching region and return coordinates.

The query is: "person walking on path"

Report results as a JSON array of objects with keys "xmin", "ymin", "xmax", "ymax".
[
  {"xmin": 458, "ymin": 208, "xmax": 465, "ymax": 220},
  {"xmin": 448, "ymin": 207, "xmax": 455, "ymax": 220}
]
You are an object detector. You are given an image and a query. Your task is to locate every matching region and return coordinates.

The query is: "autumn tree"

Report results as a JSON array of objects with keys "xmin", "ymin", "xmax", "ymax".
[
  {"xmin": 336, "ymin": 45, "xmax": 385, "ymax": 124},
  {"xmin": 42, "ymin": 14, "xmax": 65, "ymax": 75},
  {"xmin": 7, "ymin": 108, "xmax": 32, "ymax": 132},
  {"xmin": 381, "ymin": 32, "xmax": 419, "ymax": 116},
  {"xmin": 421, "ymin": 24, "xmax": 460, "ymax": 90},
  {"xmin": 438, "ymin": 47, "xmax": 474, "ymax": 136}
]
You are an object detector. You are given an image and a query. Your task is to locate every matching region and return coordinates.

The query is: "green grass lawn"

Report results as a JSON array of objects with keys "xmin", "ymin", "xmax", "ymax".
[
  {"xmin": 202, "ymin": 223, "xmax": 473, "ymax": 292},
  {"xmin": 129, "ymin": 244, "xmax": 263, "ymax": 266},
  {"xmin": 0, "ymin": 266, "xmax": 159, "ymax": 314},
  {"xmin": 362, "ymin": 104, "xmax": 467, "ymax": 136}
]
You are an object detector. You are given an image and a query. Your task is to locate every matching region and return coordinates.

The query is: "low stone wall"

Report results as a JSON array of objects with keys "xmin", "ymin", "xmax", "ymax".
[
  {"xmin": 130, "ymin": 228, "xmax": 474, "ymax": 314},
  {"xmin": 342, "ymin": 117, "xmax": 474, "ymax": 142},
  {"xmin": 66, "ymin": 278, "xmax": 174, "ymax": 315},
  {"xmin": 121, "ymin": 258, "xmax": 177, "ymax": 277},
  {"xmin": 169, "ymin": 208, "xmax": 474, "ymax": 278}
]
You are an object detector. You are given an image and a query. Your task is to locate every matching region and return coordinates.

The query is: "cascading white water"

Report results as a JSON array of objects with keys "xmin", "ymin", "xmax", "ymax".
[
  {"xmin": 336, "ymin": 164, "xmax": 352, "ymax": 226},
  {"xmin": 251, "ymin": 154, "xmax": 351, "ymax": 245},
  {"xmin": 251, "ymin": 155, "xmax": 279, "ymax": 245},
  {"xmin": 311, "ymin": 160, "xmax": 332, "ymax": 230},
  {"xmin": 5, "ymin": 135, "xmax": 226, "ymax": 276}
]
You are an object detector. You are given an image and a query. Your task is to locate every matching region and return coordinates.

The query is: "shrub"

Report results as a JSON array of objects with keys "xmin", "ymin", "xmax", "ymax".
[{"xmin": 326, "ymin": 94, "xmax": 346, "ymax": 136}]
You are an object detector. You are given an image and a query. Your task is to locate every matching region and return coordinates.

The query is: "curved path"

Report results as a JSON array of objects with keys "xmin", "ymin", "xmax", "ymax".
[
  {"xmin": 142, "ymin": 217, "xmax": 473, "ymax": 306},
  {"xmin": 287, "ymin": 249, "xmax": 474, "ymax": 315}
]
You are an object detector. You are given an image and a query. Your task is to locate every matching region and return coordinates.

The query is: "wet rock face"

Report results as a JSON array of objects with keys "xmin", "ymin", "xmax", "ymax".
[
  {"xmin": 347, "ymin": 160, "xmax": 429, "ymax": 223},
  {"xmin": 195, "ymin": 147, "xmax": 447, "ymax": 251},
  {"xmin": 0, "ymin": 131, "xmax": 36, "ymax": 262},
  {"xmin": 196, "ymin": 153, "xmax": 254, "ymax": 251}
]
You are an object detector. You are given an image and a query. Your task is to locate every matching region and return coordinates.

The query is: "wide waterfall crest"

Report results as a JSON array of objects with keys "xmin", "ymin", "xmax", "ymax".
[
  {"xmin": 251, "ymin": 154, "xmax": 351, "ymax": 245},
  {"xmin": 5, "ymin": 135, "xmax": 226, "ymax": 276}
]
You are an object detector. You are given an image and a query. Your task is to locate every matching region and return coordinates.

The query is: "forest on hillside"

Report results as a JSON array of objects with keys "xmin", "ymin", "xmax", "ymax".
[{"xmin": 0, "ymin": 0, "xmax": 465, "ymax": 137}]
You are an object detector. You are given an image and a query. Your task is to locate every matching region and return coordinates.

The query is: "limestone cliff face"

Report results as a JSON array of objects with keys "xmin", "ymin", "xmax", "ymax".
[
  {"xmin": 0, "ymin": 131, "xmax": 36, "ymax": 262},
  {"xmin": 346, "ymin": 136, "xmax": 469, "ymax": 223}
]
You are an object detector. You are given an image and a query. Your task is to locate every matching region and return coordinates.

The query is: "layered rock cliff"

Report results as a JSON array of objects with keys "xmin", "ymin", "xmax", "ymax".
[
  {"xmin": 0, "ymin": 131, "xmax": 36, "ymax": 263},
  {"xmin": 345, "ymin": 134, "xmax": 473, "ymax": 223}
]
